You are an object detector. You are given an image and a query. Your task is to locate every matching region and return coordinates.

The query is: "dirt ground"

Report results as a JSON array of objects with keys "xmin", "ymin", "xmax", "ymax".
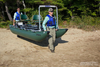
[{"xmin": 0, "ymin": 28, "xmax": 100, "ymax": 67}]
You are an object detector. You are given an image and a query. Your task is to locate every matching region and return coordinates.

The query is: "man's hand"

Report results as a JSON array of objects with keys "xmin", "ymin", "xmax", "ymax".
[{"xmin": 13, "ymin": 23, "xmax": 15, "ymax": 26}]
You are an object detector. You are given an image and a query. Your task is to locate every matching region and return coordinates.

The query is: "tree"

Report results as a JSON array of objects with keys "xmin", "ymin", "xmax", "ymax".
[
  {"xmin": 0, "ymin": 0, "xmax": 13, "ymax": 21},
  {"xmin": 5, "ymin": 2, "xmax": 12, "ymax": 21},
  {"xmin": 0, "ymin": 1, "xmax": 5, "ymax": 20},
  {"xmin": 0, "ymin": 0, "xmax": 100, "ymax": 22}
]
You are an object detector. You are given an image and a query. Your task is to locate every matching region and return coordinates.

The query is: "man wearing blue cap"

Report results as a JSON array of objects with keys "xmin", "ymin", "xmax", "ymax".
[{"xmin": 42, "ymin": 8, "xmax": 58, "ymax": 52}]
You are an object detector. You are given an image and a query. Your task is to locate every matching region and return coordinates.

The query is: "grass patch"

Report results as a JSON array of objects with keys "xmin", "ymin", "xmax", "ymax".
[
  {"xmin": 59, "ymin": 16, "xmax": 100, "ymax": 31},
  {"xmin": 0, "ymin": 21, "xmax": 12, "ymax": 28}
]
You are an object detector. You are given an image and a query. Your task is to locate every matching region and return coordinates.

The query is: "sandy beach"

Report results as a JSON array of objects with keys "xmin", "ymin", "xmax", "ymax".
[{"xmin": 0, "ymin": 28, "xmax": 100, "ymax": 67}]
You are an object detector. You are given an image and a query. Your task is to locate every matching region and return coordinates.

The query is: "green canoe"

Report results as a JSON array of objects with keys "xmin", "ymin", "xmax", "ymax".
[
  {"xmin": 9, "ymin": 25, "xmax": 68, "ymax": 42},
  {"xmin": 10, "ymin": 5, "xmax": 68, "ymax": 42}
]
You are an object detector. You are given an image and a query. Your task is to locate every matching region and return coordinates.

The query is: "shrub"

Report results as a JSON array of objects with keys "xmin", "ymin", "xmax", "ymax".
[
  {"xmin": 0, "ymin": 21, "xmax": 12, "ymax": 28},
  {"xmin": 65, "ymin": 16, "xmax": 100, "ymax": 31}
]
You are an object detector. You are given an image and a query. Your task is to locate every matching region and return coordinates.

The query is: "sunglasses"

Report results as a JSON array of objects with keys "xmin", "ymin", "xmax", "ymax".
[{"xmin": 50, "ymin": 11, "xmax": 53, "ymax": 12}]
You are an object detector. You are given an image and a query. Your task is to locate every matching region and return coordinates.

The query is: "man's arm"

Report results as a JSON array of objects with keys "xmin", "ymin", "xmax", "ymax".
[
  {"xmin": 42, "ymin": 16, "xmax": 49, "ymax": 31},
  {"xmin": 13, "ymin": 20, "xmax": 15, "ymax": 26}
]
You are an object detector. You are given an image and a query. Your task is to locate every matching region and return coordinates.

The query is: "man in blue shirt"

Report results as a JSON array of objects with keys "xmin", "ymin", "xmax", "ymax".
[
  {"xmin": 42, "ymin": 8, "xmax": 58, "ymax": 52},
  {"xmin": 13, "ymin": 8, "xmax": 20, "ymax": 26}
]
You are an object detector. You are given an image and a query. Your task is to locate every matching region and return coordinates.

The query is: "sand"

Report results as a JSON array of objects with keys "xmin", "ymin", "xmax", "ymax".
[{"xmin": 0, "ymin": 28, "xmax": 100, "ymax": 67}]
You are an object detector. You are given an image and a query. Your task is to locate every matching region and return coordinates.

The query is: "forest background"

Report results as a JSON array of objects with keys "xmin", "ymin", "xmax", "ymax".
[{"xmin": 0, "ymin": 0, "xmax": 100, "ymax": 31}]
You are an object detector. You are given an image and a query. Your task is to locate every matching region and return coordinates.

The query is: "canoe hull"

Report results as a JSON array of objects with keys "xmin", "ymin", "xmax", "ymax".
[
  {"xmin": 56, "ymin": 29, "xmax": 68, "ymax": 38},
  {"xmin": 10, "ymin": 26, "xmax": 49, "ymax": 42},
  {"xmin": 9, "ymin": 25, "xmax": 68, "ymax": 42}
]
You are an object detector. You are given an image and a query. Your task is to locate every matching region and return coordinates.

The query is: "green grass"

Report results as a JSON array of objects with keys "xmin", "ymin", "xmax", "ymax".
[
  {"xmin": 59, "ymin": 16, "xmax": 100, "ymax": 31},
  {"xmin": 0, "ymin": 21, "xmax": 12, "ymax": 28}
]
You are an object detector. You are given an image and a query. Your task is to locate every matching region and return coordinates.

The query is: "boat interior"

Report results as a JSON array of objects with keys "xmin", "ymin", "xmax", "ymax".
[{"xmin": 13, "ymin": 14, "xmax": 44, "ymax": 32}]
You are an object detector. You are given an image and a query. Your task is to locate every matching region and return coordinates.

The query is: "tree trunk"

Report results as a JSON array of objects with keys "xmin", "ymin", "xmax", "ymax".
[
  {"xmin": 22, "ymin": 0, "xmax": 26, "ymax": 14},
  {"xmin": 99, "ymin": 1, "xmax": 100, "ymax": 15},
  {"xmin": 1, "ymin": 2, "xmax": 5, "ymax": 20},
  {"xmin": 17, "ymin": 0, "xmax": 20, "ymax": 7},
  {"xmin": 5, "ymin": 2, "xmax": 12, "ymax": 21}
]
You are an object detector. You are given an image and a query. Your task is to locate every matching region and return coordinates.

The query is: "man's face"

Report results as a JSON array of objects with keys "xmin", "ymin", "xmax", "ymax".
[
  {"xmin": 49, "ymin": 11, "xmax": 53, "ymax": 15},
  {"xmin": 17, "ymin": 8, "xmax": 20, "ymax": 12}
]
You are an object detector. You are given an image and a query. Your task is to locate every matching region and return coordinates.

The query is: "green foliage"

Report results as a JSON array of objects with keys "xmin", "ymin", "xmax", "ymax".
[
  {"xmin": 0, "ymin": 21, "xmax": 12, "ymax": 28},
  {"xmin": 67, "ymin": 16, "xmax": 100, "ymax": 31},
  {"xmin": 22, "ymin": 8, "xmax": 34, "ymax": 12},
  {"xmin": 0, "ymin": 0, "xmax": 3, "ymax": 1},
  {"xmin": 0, "ymin": 16, "xmax": 3, "ymax": 21},
  {"xmin": 1, "ymin": 0, "xmax": 100, "ymax": 20},
  {"xmin": 0, "ymin": 0, "xmax": 100, "ymax": 30}
]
